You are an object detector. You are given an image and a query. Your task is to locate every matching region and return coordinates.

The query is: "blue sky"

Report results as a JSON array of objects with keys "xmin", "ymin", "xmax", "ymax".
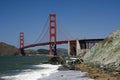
[{"xmin": 0, "ymin": 0, "xmax": 120, "ymax": 48}]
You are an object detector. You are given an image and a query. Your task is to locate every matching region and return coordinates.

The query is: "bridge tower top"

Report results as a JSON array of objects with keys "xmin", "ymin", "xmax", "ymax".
[{"xmin": 49, "ymin": 14, "xmax": 57, "ymax": 55}]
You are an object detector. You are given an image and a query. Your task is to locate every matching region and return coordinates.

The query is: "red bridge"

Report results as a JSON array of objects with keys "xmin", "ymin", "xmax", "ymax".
[{"xmin": 19, "ymin": 14, "xmax": 104, "ymax": 56}]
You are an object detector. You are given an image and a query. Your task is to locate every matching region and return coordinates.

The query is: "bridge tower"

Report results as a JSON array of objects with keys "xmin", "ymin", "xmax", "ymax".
[
  {"xmin": 49, "ymin": 14, "xmax": 57, "ymax": 55},
  {"xmin": 20, "ymin": 32, "xmax": 24, "ymax": 48},
  {"xmin": 19, "ymin": 32, "xmax": 25, "ymax": 56}
]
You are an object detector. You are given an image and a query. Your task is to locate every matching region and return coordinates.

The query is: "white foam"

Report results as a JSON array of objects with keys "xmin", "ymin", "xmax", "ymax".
[
  {"xmin": 1, "ymin": 64, "xmax": 93, "ymax": 80},
  {"xmin": 41, "ymin": 70, "xmax": 94, "ymax": 80},
  {"xmin": 1, "ymin": 64, "xmax": 61, "ymax": 80}
]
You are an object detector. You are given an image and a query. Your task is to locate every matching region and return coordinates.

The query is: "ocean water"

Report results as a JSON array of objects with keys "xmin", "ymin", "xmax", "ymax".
[{"xmin": 0, "ymin": 56, "xmax": 93, "ymax": 80}]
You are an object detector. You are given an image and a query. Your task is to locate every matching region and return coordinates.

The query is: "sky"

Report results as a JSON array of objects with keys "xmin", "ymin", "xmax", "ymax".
[{"xmin": 0, "ymin": 0, "xmax": 120, "ymax": 49}]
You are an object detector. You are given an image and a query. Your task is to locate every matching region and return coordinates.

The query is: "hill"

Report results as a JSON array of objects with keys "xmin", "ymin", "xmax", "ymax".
[
  {"xmin": 37, "ymin": 49, "xmax": 49, "ymax": 54},
  {"xmin": 57, "ymin": 48, "xmax": 68, "ymax": 57},
  {"xmin": 0, "ymin": 42, "xmax": 18, "ymax": 56},
  {"xmin": 25, "ymin": 48, "xmax": 68, "ymax": 56},
  {"xmin": 83, "ymin": 30, "xmax": 120, "ymax": 71}
]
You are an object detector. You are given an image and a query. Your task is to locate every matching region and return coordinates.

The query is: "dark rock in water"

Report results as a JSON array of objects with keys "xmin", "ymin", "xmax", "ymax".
[
  {"xmin": 0, "ymin": 42, "xmax": 18, "ymax": 56},
  {"xmin": 48, "ymin": 56, "xmax": 64, "ymax": 65}
]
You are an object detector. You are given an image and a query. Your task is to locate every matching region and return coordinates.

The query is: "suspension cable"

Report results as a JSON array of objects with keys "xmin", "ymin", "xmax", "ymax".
[
  {"xmin": 38, "ymin": 25, "xmax": 49, "ymax": 42},
  {"xmin": 33, "ymin": 16, "xmax": 49, "ymax": 43},
  {"xmin": 57, "ymin": 18, "xmax": 74, "ymax": 40}
]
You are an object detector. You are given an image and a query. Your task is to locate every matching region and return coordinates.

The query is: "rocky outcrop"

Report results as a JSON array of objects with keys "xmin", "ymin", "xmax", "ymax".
[
  {"xmin": 0, "ymin": 42, "xmax": 19, "ymax": 56},
  {"xmin": 48, "ymin": 56, "xmax": 64, "ymax": 64},
  {"xmin": 83, "ymin": 30, "xmax": 120, "ymax": 71}
]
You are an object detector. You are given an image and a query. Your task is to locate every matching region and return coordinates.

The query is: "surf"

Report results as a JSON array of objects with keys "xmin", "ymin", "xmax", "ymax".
[{"xmin": 1, "ymin": 64, "xmax": 61, "ymax": 80}]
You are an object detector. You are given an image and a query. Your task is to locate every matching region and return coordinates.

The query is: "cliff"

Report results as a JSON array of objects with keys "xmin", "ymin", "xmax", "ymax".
[
  {"xmin": 83, "ymin": 30, "xmax": 120, "ymax": 71},
  {"xmin": 0, "ymin": 42, "xmax": 18, "ymax": 56}
]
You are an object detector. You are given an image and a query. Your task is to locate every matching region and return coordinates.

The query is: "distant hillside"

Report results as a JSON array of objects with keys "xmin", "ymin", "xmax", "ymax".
[
  {"xmin": 0, "ymin": 42, "xmax": 18, "ymax": 56},
  {"xmin": 25, "ymin": 48, "xmax": 68, "ymax": 56},
  {"xmin": 83, "ymin": 30, "xmax": 120, "ymax": 71},
  {"xmin": 37, "ymin": 49, "xmax": 49, "ymax": 54},
  {"xmin": 37, "ymin": 48, "xmax": 68, "ymax": 56},
  {"xmin": 57, "ymin": 48, "xmax": 68, "ymax": 57},
  {"xmin": 57, "ymin": 48, "xmax": 67, "ymax": 53}
]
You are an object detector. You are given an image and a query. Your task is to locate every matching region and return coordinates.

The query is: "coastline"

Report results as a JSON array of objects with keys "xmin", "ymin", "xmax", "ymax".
[
  {"xmin": 57, "ymin": 64, "xmax": 94, "ymax": 80},
  {"xmin": 74, "ymin": 63, "xmax": 120, "ymax": 80}
]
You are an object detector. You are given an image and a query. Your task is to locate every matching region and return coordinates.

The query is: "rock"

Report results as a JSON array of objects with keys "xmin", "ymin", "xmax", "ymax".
[
  {"xmin": 48, "ymin": 56, "xmax": 64, "ymax": 65},
  {"xmin": 82, "ymin": 30, "xmax": 120, "ymax": 71}
]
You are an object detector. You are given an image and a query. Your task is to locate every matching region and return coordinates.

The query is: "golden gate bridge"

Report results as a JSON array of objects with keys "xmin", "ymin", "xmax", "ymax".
[{"xmin": 19, "ymin": 14, "xmax": 104, "ymax": 56}]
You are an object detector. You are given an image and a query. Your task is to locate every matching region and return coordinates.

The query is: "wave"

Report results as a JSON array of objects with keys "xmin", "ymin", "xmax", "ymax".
[{"xmin": 1, "ymin": 64, "xmax": 61, "ymax": 80}]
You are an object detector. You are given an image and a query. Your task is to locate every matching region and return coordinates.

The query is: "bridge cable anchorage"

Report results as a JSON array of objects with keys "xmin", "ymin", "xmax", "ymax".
[{"xmin": 33, "ymin": 16, "xmax": 49, "ymax": 43}]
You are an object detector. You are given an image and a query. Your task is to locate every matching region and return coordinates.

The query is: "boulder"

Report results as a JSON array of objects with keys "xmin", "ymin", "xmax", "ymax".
[{"xmin": 48, "ymin": 56, "xmax": 64, "ymax": 65}]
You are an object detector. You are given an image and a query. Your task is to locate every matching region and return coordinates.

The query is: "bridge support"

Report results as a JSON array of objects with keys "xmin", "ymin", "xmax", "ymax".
[
  {"xmin": 19, "ymin": 32, "xmax": 25, "ymax": 56},
  {"xmin": 68, "ymin": 39, "xmax": 82, "ymax": 57},
  {"xmin": 76, "ymin": 39, "xmax": 81, "ymax": 56},
  {"xmin": 19, "ymin": 48, "xmax": 25, "ymax": 56},
  {"xmin": 49, "ymin": 14, "xmax": 57, "ymax": 55},
  {"xmin": 68, "ymin": 40, "xmax": 76, "ymax": 56}
]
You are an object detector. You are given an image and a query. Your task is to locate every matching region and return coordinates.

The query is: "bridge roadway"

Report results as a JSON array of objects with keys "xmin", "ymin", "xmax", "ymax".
[{"xmin": 22, "ymin": 39, "xmax": 104, "ymax": 49}]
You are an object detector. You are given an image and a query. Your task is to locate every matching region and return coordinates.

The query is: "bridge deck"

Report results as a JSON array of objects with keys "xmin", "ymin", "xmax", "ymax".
[{"xmin": 23, "ymin": 39, "xmax": 104, "ymax": 49}]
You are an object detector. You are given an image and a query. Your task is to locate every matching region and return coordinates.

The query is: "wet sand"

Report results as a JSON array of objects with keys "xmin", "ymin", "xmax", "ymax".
[{"xmin": 75, "ymin": 63, "xmax": 120, "ymax": 80}]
